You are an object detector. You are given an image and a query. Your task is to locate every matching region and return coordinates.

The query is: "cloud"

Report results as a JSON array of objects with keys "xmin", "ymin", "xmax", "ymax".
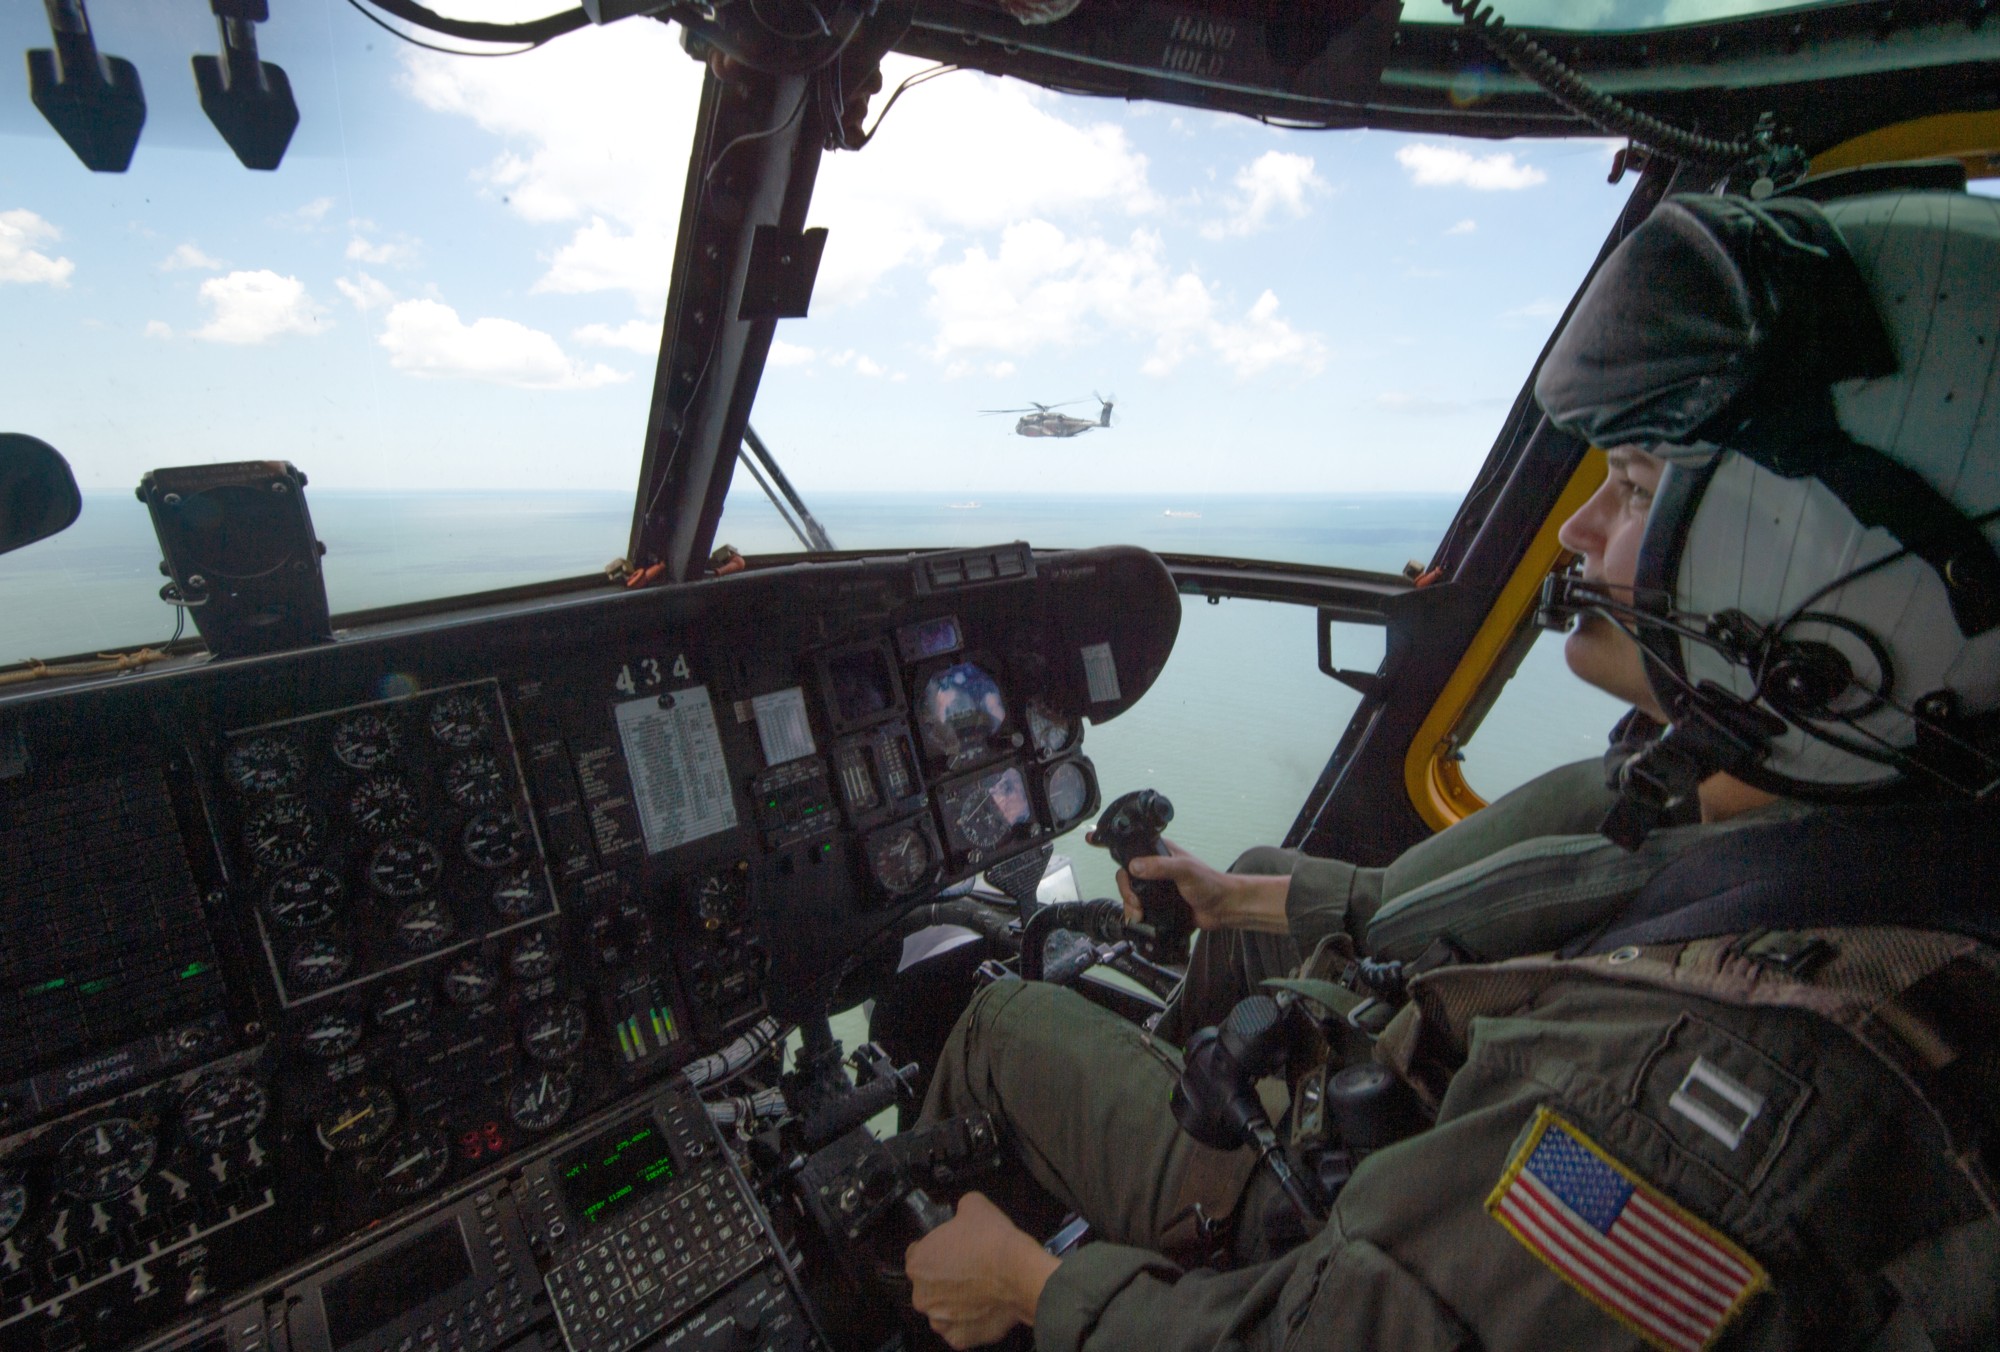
[
  {"xmin": 377, "ymin": 298, "xmax": 627, "ymax": 390},
  {"xmin": 1445, "ymin": 218, "xmax": 1477, "ymax": 235},
  {"xmin": 573, "ymin": 319, "xmax": 660, "ymax": 353},
  {"xmin": 398, "ymin": 45, "xmax": 1159, "ymax": 313},
  {"xmin": 144, "ymin": 320, "xmax": 172, "ymax": 339},
  {"xmin": 807, "ymin": 59, "xmax": 1159, "ymax": 307},
  {"xmin": 345, "ymin": 230, "xmax": 418, "ymax": 267},
  {"xmin": 160, "ymin": 242, "xmax": 224, "ymax": 271},
  {"xmin": 1396, "ymin": 143, "xmax": 1547, "ymax": 190},
  {"xmin": 191, "ymin": 270, "xmax": 328, "ymax": 343},
  {"xmin": 925, "ymin": 221, "xmax": 1324, "ymax": 378},
  {"xmin": 1504, "ymin": 297, "xmax": 1564, "ymax": 319},
  {"xmin": 1201, "ymin": 151, "xmax": 1328, "ymax": 239},
  {"xmin": 1210, "ymin": 290, "xmax": 1328, "ymax": 378},
  {"xmin": 397, "ymin": 27, "xmax": 700, "ymax": 312},
  {"xmin": 336, "ymin": 273, "xmax": 396, "ymax": 312},
  {"xmin": 827, "ymin": 349, "xmax": 887, "ymax": 377},
  {"xmin": 270, "ymin": 196, "xmax": 336, "ymax": 230},
  {"xmin": 0, "ymin": 209, "xmax": 75, "ymax": 287},
  {"xmin": 767, "ymin": 339, "xmax": 816, "ymax": 368}
]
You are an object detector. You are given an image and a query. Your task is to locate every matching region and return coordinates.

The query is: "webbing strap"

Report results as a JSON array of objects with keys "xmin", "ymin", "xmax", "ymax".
[{"xmin": 1570, "ymin": 804, "xmax": 2000, "ymax": 956}]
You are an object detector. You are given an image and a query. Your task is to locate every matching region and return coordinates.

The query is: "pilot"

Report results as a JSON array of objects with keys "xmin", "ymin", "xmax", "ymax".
[{"xmin": 903, "ymin": 185, "xmax": 2000, "ymax": 1350}]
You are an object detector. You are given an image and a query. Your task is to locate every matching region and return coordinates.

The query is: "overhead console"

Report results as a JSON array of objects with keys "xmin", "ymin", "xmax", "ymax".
[{"xmin": 0, "ymin": 542, "xmax": 1177, "ymax": 1352}]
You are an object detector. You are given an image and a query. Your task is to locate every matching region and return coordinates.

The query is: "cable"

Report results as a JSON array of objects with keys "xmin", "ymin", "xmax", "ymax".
[
  {"xmin": 352, "ymin": 0, "xmax": 588, "ymax": 45},
  {"xmin": 340, "ymin": 0, "xmax": 544, "ymax": 56},
  {"xmin": 851, "ymin": 62, "xmax": 960, "ymax": 148},
  {"xmin": 1438, "ymin": 0, "xmax": 1772, "ymax": 169}
]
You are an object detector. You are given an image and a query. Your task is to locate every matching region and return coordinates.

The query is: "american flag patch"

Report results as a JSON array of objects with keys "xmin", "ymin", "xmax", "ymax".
[{"xmin": 1487, "ymin": 1108, "xmax": 1768, "ymax": 1352}]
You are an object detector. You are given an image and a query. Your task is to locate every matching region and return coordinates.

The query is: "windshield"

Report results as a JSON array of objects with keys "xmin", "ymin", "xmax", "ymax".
[
  {"xmin": 718, "ymin": 61, "xmax": 1630, "ymax": 569},
  {"xmin": 1, "ymin": 2, "xmax": 702, "ymax": 662}
]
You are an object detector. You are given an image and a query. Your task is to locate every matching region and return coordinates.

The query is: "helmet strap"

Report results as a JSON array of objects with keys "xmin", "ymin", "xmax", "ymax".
[{"xmin": 1599, "ymin": 686, "xmax": 1787, "ymax": 849}]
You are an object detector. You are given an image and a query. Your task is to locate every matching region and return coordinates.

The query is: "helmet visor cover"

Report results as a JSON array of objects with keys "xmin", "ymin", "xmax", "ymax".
[{"xmin": 1538, "ymin": 190, "xmax": 2000, "ymax": 799}]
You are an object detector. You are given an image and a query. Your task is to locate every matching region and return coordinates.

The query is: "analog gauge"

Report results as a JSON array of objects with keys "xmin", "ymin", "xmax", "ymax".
[
  {"xmin": 266, "ymin": 865, "xmax": 343, "ymax": 930},
  {"xmin": 427, "ymin": 692, "xmax": 489, "ymax": 748},
  {"xmin": 368, "ymin": 836, "xmax": 444, "ymax": 899},
  {"xmin": 1026, "ymin": 702, "xmax": 1078, "ymax": 760},
  {"xmin": 393, "ymin": 899, "xmax": 457, "ymax": 954},
  {"xmin": 330, "ymin": 712, "xmax": 399, "ymax": 771},
  {"xmin": 694, "ymin": 869, "xmax": 746, "ymax": 931},
  {"xmin": 866, "ymin": 823, "xmax": 936, "ymax": 896},
  {"xmin": 181, "ymin": 1076, "xmax": 268, "ymax": 1150},
  {"xmin": 939, "ymin": 766, "xmax": 1033, "ymax": 854},
  {"xmin": 300, "ymin": 1007, "xmax": 366, "ymax": 1059},
  {"xmin": 917, "ymin": 662, "xmax": 1008, "ymax": 765},
  {"xmin": 490, "ymin": 867, "xmax": 546, "ymax": 919},
  {"xmin": 0, "ymin": 1170, "xmax": 27, "ymax": 1241},
  {"xmin": 372, "ymin": 1128, "xmax": 452, "ymax": 1199},
  {"xmin": 520, "ymin": 1002, "xmax": 587, "ymax": 1064},
  {"xmin": 243, "ymin": 795, "xmax": 324, "ymax": 869},
  {"xmin": 509, "ymin": 930, "xmax": 559, "ymax": 981},
  {"xmin": 57, "ymin": 1119, "xmax": 156, "ymax": 1201},
  {"xmin": 288, "ymin": 935, "xmax": 354, "ymax": 992},
  {"xmin": 462, "ymin": 809, "xmax": 526, "ymax": 869},
  {"xmin": 1044, "ymin": 760, "xmax": 1092, "ymax": 828},
  {"xmin": 372, "ymin": 977, "xmax": 432, "ymax": 1029},
  {"xmin": 315, "ymin": 1083, "xmax": 397, "ymax": 1153},
  {"xmin": 441, "ymin": 953, "xmax": 500, "ymax": 1006},
  {"xmin": 507, "ymin": 1068, "xmax": 574, "ymax": 1133},
  {"xmin": 348, "ymin": 775, "xmax": 419, "ymax": 835},
  {"xmin": 224, "ymin": 734, "xmax": 304, "ymax": 794},
  {"xmin": 444, "ymin": 751, "xmax": 508, "ymax": 810}
]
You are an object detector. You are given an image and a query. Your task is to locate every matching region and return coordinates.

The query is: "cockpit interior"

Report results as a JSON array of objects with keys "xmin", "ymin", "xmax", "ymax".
[{"xmin": 2, "ymin": 2, "xmax": 1996, "ymax": 1351}]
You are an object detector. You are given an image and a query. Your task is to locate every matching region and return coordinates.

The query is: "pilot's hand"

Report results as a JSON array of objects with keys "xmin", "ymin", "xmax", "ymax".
[
  {"xmin": 1088, "ymin": 834, "xmax": 1292, "ymax": 934},
  {"xmin": 905, "ymin": 1192, "xmax": 1060, "ymax": 1349}
]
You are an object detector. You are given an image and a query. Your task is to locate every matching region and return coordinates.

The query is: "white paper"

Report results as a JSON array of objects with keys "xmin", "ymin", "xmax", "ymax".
[
  {"xmin": 897, "ymin": 924, "xmax": 982, "ymax": 973},
  {"xmin": 752, "ymin": 687, "xmax": 817, "ymax": 766},
  {"xmin": 1081, "ymin": 642, "xmax": 1122, "ymax": 703},
  {"xmin": 613, "ymin": 687, "xmax": 739, "ymax": 853}
]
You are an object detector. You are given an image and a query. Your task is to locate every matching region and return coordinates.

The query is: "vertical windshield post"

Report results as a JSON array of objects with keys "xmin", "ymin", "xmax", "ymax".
[{"xmin": 629, "ymin": 67, "xmax": 828, "ymax": 581}]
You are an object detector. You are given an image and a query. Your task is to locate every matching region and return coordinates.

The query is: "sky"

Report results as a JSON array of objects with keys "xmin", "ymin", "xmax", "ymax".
[{"xmin": 0, "ymin": 1, "xmax": 1851, "ymax": 507}]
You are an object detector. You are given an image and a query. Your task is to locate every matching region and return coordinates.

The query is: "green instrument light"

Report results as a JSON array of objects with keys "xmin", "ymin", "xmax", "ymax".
[
  {"xmin": 31, "ymin": 976, "xmax": 67, "ymax": 993},
  {"xmin": 179, "ymin": 961, "xmax": 210, "ymax": 980}
]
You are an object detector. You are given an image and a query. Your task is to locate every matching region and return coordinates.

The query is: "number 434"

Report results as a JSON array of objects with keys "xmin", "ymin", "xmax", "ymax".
[{"xmin": 615, "ymin": 655, "xmax": 691, "ymax": 695}]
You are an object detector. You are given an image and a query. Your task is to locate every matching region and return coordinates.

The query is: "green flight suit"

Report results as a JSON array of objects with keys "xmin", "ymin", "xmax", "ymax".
[{"xmin": 921, "ymin": 765, "xmax": 2000, "ymax": 1349}]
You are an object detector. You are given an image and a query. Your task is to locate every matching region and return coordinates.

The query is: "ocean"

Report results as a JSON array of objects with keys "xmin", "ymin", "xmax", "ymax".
[{"xmin": 1, "ymin": 490, "xmax": 1626, "ymax": 900}]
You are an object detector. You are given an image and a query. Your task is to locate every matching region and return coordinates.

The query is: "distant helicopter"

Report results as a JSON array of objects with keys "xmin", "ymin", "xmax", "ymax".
[{"xmin": 981, "ymin": 393, "xmax": 1115, "ymax": 438}]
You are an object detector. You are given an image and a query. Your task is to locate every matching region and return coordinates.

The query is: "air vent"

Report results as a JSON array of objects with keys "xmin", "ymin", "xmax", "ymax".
[{"xmin": 914, "ymin": 543, "xmax": 1035, "ymax": 593}]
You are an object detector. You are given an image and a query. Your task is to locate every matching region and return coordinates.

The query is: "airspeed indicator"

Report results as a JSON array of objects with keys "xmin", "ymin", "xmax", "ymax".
[{"xmin": 866, "ymin": 822, "xmax": 936, "ymax": 896}]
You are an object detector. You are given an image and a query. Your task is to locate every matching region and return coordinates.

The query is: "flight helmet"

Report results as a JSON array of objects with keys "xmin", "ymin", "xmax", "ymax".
[{"xmin": 1533, "ymin": 187, "xmax": 2000, "ymax": 837}]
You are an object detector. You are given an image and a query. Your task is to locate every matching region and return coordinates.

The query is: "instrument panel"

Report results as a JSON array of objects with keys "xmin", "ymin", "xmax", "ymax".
[{"xmin": 0, "ymin": 543, "xmax": 1178, "ymax": 1351}]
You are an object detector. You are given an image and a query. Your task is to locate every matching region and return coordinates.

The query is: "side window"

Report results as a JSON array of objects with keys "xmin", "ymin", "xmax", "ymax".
[
  {"xmin": 1454, "ymin": 624, "xmax": 1629, "ymax": 801},
  {"xmin": 1063, "ymin": 600, "xmax": 1380, "ymax": 901}
]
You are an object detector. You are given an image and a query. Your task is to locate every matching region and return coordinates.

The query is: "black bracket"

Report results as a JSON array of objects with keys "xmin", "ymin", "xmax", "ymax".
[
  {"xmin": 193, "ymin": 0, "xmax": 299, "ymax": 171},
  {"xmin": 1317, "ymin": 606, "xmax": 1380, "ymax": 697},
  {"xmin": 28, "ymin": 0, "xmax": 146, "ymax": 173},
  {"xmin": 739, "ymin": 225, "xmax": 828, "ymax": 321}
]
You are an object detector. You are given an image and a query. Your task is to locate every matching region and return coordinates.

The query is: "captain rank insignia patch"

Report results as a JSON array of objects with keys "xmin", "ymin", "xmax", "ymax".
[{"xmin": 1486, "ymin": 1108, "xmax": 1768, "ymax": 1352}]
